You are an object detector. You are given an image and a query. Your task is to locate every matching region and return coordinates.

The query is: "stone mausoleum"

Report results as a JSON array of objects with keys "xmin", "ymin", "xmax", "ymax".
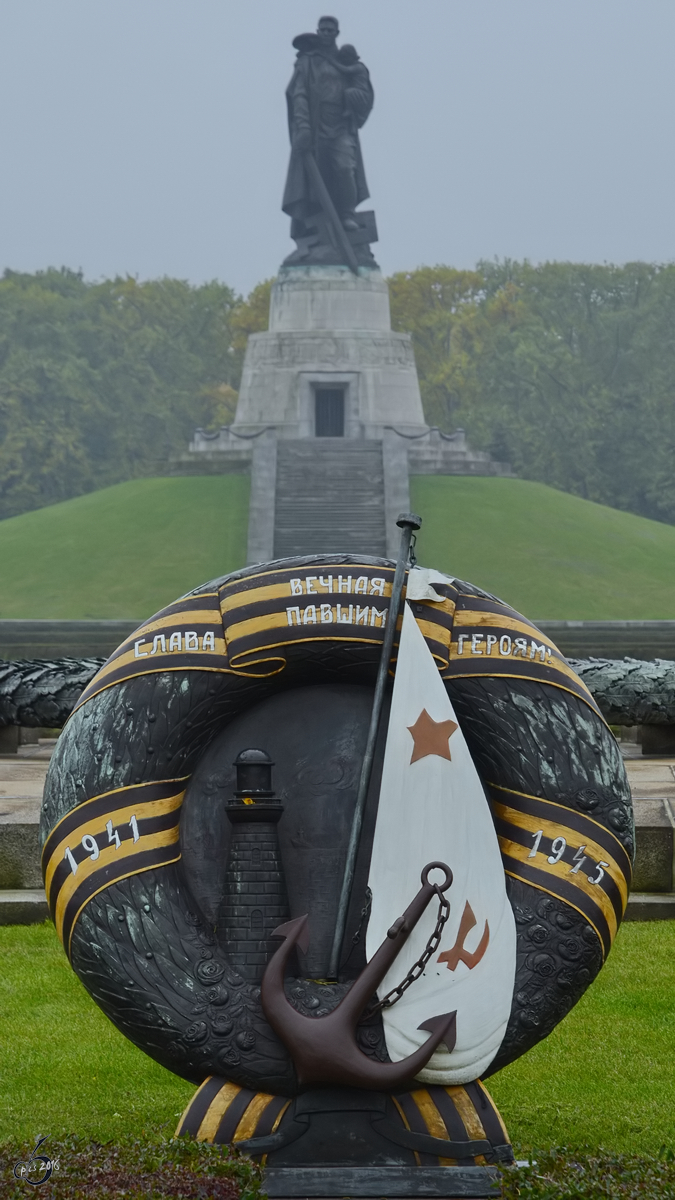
[{"xmin": 184, "ymin": 264, "xmax": 511, "ymax": 564}]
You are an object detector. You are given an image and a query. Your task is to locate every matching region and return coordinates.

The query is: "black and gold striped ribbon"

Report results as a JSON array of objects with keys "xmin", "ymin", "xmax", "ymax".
[
  {"xmin": 72, "ymin": 568, "xmax": 602, "ymax": 723},
  {"xmin": 219, "ymin": 563, "xmax": 408, "ymax": 672},
  {"xmin": 41, "ymin": 779, "xmax": 186, "ymax": 955},
  {"xmin": 393, "ymin": 1082, "xmax": 509, "ymax": 1166},
  {"xmin": 443, "ymin": 593, "xmax": 601, "ymax": 717},
  {"xmin": 75, "ymin": 590, "xmax": 229, "ymax": 710},
  {"xmin": 176, "ymin": 1077, "xmax": 508, "ymax": 1168},
  {"xmin": 487, "ymin": 783, "xmax": 632, "ymax": 958},
  {"xmin": 175, "ymin": 1078, "xmax": 290, "ymax": 1161}
]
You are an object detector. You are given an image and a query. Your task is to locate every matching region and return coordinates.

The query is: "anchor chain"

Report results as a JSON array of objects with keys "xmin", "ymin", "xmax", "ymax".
[
  {"xmin": 369, "ymin": 884, "xmax": 450, "ymax": 1013},
  {"xmin": 341, "ymin": 887, "xmax": 373, "ymax": 970},
  {"xmin": 351, "ymin": 886, "xmax": 373, "ymax": 948}
]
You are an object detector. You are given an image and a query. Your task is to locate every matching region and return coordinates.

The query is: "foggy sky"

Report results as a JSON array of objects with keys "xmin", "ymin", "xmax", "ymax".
[{"xmin": 0, "ymin": 0, "xmax": 673, "ymax": 295}]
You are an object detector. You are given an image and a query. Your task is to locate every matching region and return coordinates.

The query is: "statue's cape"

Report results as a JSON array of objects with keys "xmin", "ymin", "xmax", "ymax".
[
  {"xmin": 282, "ymin": 50, "xmax": 372, "ymax": 220},
  {"xmin": 366, "ymin": 601, "xmax": 518, "ymax": 1085}
]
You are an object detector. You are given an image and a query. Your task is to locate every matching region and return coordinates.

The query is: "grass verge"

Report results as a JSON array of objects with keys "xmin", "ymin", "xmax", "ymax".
[
  {"xmin": 1, "ymin": 922, "xmax": 673, "ymax": 1157},
  {"xmin": 0, "ymin": 1137, "xmax": 262, "ymax": 1199},
  {"xmin": 411, "ymin": 475, "xmax": 675, "ymax": 618},
  {"xmin": 0, "ymin": 475, "xmax": 249, "ymax": 619},
  {"xmin": 500, "ymin": 1149, "xmax": 675, "ymax": 1198},
  {"xmin": 487, "ymin": 920, "xmax": 675, "ymax": 1154},
  {"xmin": 0, "ymin": 924, "xmax": 193, "ymax": 1145},
  {"xmin": 1, "ymin": 473, "xmax": 675, "ymax": 619}
]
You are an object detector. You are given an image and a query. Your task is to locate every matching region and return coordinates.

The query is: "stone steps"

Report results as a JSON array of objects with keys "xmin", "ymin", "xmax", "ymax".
[
  {"xmin": 625, "ymin": 892, "xmax": 675, "ymax": 920},
  {"xmin": 623, "ymin": 758, "xmax": 675, "ymax": 895},
  {"xmin": 0, "ymin": 748, "xmax": 50, "ymax": 925},
  {"xmin": 273, "ymin": 440, "xmax": 387, "ymax": 558},
  {"xmin": 0, "ymin": 889, "xmax": 49, "ymax": 924}
]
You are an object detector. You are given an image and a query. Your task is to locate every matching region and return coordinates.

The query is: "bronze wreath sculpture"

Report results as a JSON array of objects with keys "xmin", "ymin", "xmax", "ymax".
[{"xmin": 40, "ymin": 555, "xmax": 632, "ymax": 1112}]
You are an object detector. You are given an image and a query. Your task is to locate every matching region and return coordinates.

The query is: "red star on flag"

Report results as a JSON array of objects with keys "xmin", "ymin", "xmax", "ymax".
[{"xmin": 407, "ymin": 708, "xmax": 458, "ymax": 764}]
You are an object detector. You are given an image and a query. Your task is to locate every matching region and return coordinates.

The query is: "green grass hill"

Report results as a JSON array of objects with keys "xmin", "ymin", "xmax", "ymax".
[
  {"xmin": 411, "ymin": 476, "xmax": 675, "ymax": 620},
  {"xmin": 0, "ymin": 474, "xmax": 674, "ymax": 620},
  {"xmin": 0, "ymin": 476, "xmax": 249, "ymax": 619}
]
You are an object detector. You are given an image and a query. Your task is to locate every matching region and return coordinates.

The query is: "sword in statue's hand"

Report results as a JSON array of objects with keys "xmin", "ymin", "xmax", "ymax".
[{"xmin": 303, "ymin": 151, "xmax": 360, "ymax": 275}]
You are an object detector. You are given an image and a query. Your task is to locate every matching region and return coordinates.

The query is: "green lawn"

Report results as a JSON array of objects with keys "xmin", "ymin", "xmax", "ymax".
[
  {"xmin": 1, "ymin": 473, "xmax": 675, "ymax": 619},
  {"xmin": 0, "ymin": 476, "xmax": 249, "ymax": 619},
  {"xmin": 411, "ymin": 476, "xmax": 675, "ymax": 618},
  {"xmin": 487, "ymin": 920, "xmax": 675, "ymax": 1154},
  {"xmin": 0, "ymin": 923, "xmax": 193, "ymax": 1145},
  {"xmin": 1, "ymin": 921, "xmax": 673, "ymax": 1155}
]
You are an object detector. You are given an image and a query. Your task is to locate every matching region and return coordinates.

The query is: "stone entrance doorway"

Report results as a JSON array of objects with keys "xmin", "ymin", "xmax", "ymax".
[{"xmin": 315, "ymin": 386, "xmax": 345, "ymax": 437}]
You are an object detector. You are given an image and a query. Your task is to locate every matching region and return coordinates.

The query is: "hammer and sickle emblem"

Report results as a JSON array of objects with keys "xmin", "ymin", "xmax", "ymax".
[{"xmin": 438, "ymin": 901, "xmax": 490, "ymax": 972}]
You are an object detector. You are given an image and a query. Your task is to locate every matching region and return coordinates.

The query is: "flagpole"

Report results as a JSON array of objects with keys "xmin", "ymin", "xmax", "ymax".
[{"xmin": 327, "ymin": 511, "xmax": 422, "ymax": 981}]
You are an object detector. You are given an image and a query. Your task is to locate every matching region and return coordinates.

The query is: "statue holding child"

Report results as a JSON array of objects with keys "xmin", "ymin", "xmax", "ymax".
[{"xmin": 282, "ymin": 15, "xmax": 378, "ymax": 268}]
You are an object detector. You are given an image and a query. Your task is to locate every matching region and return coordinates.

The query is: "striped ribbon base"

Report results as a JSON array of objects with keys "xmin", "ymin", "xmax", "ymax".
[{"xmin": 175, "ymin": 1076, "xmax": 511, "ymax": 1168}]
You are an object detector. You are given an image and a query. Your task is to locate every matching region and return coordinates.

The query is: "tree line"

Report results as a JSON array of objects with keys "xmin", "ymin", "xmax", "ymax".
[
  {"xmin": 0, "ymin": 269, "xmax": 241, "ymax": 520},
  {"xmin": 0, "ymin": 261, "xmax": 674, "ymax": 524}
]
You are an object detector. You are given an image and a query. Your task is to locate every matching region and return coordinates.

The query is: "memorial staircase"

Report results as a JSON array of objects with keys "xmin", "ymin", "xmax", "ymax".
[{"xmin": 273, "ymin": 439, "xmax": 387, "ymax": 558}]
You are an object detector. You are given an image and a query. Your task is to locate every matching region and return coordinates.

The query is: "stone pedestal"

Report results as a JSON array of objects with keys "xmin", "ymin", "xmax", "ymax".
[
  {"xmin": 229, "ymin": 266, "xmax": 428, "ymax": 440},
  {"xmin": 184, "ymin": 264, "xmax": 514, "ymax": 564}
]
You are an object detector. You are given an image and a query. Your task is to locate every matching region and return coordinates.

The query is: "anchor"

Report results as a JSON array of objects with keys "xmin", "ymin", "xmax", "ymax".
[{"xmin": 261, "ymin": 862, "xmax": 457, "ymax": 1089}]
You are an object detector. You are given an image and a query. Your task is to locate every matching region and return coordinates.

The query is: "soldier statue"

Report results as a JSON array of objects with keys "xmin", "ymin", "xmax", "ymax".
[{"xmin": 282, "ymin": 16, "xmax": 378, "ymax": 267}]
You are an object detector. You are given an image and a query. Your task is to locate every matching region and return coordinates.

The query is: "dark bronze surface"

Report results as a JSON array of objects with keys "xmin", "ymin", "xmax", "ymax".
[
  {"xmin": 261, "ymin": 865, "xmax": 456, "ymax": 1089},
  {"xmin": 39, "ymin": 553, "xmax": 632, "ymax": 1095},
  {"xmin": 181, "ymin": 683, "xmax": 388, "ymax": 981},
  {"xmin": 0, "ymin": 656, "xmax": 105, "ymax": 728},
  {"xmin": 232, "ymin": 747, "xmax": 275, "ymax": 798},
  {"xmin": 281, "ymin": 16, "xmax": 378, "ymax": 267},
  {"xmin": 7, "ymin": 651, "xmax": 675, "ymax": 731},
  {"xmin": 181, "ymin": 1077, "xmax": 512, "ymax": 1170},
  {"xmin": 219, "ymin": 750, "xmax": 289, "ymax": 982}
]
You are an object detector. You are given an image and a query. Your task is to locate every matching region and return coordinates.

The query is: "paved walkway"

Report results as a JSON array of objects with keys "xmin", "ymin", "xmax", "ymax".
[
  {"xmin": 624, "ymin": 754, "xmax": 675, "ymax": 800},
  {"xmin": 0, "ymin": 746, "xmax": 53, "ymax": 824}
]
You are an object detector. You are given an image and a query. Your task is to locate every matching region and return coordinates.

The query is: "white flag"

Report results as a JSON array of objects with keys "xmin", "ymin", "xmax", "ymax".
[{"xmin": 366, "ymin": 602, "xmax": 517, "ymax": 1084}]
